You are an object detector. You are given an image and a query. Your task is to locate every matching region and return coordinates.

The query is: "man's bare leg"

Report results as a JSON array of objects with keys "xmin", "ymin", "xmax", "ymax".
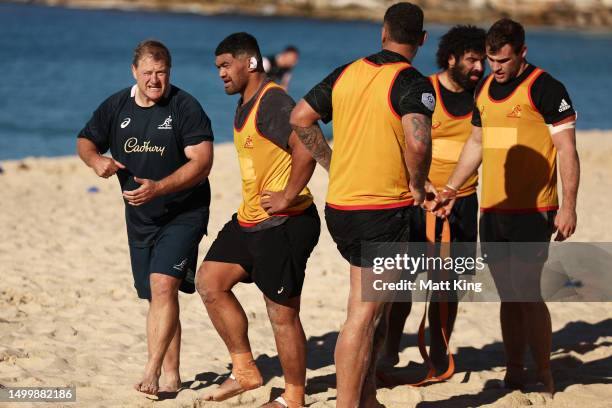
[
  {"xmin": 361, "ymin": 303, "xmax": 391, "ymax": 407},
  {"xmin": 135, "ymin": 273, "xmax": 182, "ymax": 395},
  {"xmin": 142, "ymin": 300, "xmax": 182, "ymax": 393},
  {"xmin": 379, "ymin": 302, "xmax": 411, "ymax": 368},
  {"xmin": 336, "ymin": 265, "xmax": 387, "ymax": 408},
  {"xmin": 490, "ymin": 259, "xmax": 527, "ymax": 389},
  {"xmin": 515, "ymin": 258, "xmax": 553, "ymax": 393},
  {"xmin": 500, "ymin": 302, "xmax": 527, "ymax": 388},
  {"xmin": 521, "ymin": 301, "xmax": 553, "ymax": 393},
  {"xmin": 160, "ymin": 321, "xmax": 182, "ymax": 392},
  {"xmin": 260, "ymin": 295, "xmax": 306, "ymax": 408},
  {"xmin": 196, "ymin": 261, "xmax": 263, "ymax": 401}
]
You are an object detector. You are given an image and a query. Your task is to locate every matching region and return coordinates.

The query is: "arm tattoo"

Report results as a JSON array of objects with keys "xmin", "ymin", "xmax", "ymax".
[
  {"xmin": 411, "ymin": 115, "xmax": 432, "ymax": 146},
  {"xmin": 292, "ymin": 124, "xmax": 332, "ymax": 172},
  {"xmin": 408, "ymin": 114, "xmax": 432, "ymax": 185}
]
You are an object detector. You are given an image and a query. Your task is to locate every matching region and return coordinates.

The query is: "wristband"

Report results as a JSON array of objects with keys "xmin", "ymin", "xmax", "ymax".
[{"xmin": 445, "ymin": 183, "xmax": 458, "ymax": 192}]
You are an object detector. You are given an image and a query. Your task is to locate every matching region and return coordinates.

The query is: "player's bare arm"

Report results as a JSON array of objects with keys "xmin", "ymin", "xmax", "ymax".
[
  {"xmin": 402, "ymin": 112, "xmax": 432, "ymax": 205},
  {"xmin": 77, "ymin": 138, "xmax": 125, "ymax": 178},
  {"xmin": 290, "ymin": 100, "xmax": 332, "ymax": 172},
  {"xmin": 551, "ymin": 116, "xmax": 580, "ymax": 241},
  {"xmin": 261, "ymin": 132, "xmax": 316, "ymax": 214}
]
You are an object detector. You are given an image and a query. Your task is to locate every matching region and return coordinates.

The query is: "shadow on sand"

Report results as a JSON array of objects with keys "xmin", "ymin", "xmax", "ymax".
[{"xmin": 182, "ymin": 318, "xmax": 610, "ymax": 405}]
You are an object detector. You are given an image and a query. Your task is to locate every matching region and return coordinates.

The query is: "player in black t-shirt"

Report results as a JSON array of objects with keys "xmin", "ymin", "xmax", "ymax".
[
  {"xmin": 262, "ymin": 45, "xmax": 299, "ymax": 90},
  {"xmin": 77, "ymin": 40, "xmax": 214, "ymax": 397}
]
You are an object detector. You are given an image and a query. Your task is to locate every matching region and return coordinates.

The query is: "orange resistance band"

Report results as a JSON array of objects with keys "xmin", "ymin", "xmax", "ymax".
[{"xmin": 410, "ymin": 211, "xmax": 456, "ymax": 386}]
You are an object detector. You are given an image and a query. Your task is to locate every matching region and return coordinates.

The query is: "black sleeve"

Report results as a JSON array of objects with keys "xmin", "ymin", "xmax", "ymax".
[
  {"xmin": 78, "ymin": 94, "xmax": 118, "ymax": 154},
  {"xmin": 176, "ymin": 93, "xmax": 214, "ymax": 147},
  {"xmin": 471, "ymin": 105, "xmax": 482, "ymax": 127},
  {"xmin": 303, "ymin": 63, "xmax": 349, "ymax": 124},
  {"xmin": 390, "ymin": 68, "xmax": 436, "ymax": 118},
  {"xmin": 471, "ymin": 79, "xmax": 486, "ymax": 127},
  {"xmin": 256, "ymin": 88, "xmax": 295, "ymax": 150},
  {"xmin": 531, "ymin": 73, "xmax": 576, "ymax": 124}
]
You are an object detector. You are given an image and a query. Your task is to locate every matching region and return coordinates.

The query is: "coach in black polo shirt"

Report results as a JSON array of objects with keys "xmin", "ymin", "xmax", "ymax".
[{"xmin": 77, "ymin": 40, "xmax": 213, "ymax": 397}]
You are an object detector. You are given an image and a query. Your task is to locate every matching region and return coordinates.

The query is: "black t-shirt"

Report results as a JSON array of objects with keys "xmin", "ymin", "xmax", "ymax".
[
  {"xmin": 304, "ymin": 49, "xmax": 435, "ymax": 124},
  {"xmin": 264, "ymin": 55, "xmax": 292, "ymax": 85},
  {"xmin": 434, "ymin": 78, "xmax": 474, "ymax": 117},
  {"xmin": 78, "ymin": 85, "xmax": 214, "ymax": 247},
  {"xmin": 472, "ymin": 64, "xmax": 576, "ymax": 126},
  {"xmin": 235, "ymin": 79, "xmax": 295, "ymax": 150}
]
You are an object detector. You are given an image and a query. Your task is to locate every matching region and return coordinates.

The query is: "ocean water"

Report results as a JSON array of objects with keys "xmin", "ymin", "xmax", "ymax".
[{"xmin": 1, "ymin": 3, "xmax": 612, "ymax": 159}]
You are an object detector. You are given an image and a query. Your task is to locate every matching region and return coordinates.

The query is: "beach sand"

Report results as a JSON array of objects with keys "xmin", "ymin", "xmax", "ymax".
[{"xmin": 0, "ymin": 131, "xmax": 610, "ymax": 407}]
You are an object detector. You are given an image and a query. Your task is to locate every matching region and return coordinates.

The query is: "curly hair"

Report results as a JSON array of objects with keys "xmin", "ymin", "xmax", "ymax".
[{"xmin": 436, "ymin": 25, "xmax": 486, "ymax": 70}]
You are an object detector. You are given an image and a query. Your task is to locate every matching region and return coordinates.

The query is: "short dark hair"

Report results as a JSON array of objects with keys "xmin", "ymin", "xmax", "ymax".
[
  {"xmin": 283, "ymin": 45, "xmax": 299, "ymax": 55},
  {"xmin": 215, "ymin": 32, "xmax": 264, "ymax": 72},
  {"xmin": 436, "ymin": 25, "xmax": 486, "ymax": 69},
  {"xmin": 486, "ymin": 18, "xmax": 525, "ymax": 54},
  {"xmin": 383, "ymin": 2, "xmax": 425, "ymax": 46},
  {"xmin": 133, "ymin": 40, "xmax": 171, "ymax": 67}
]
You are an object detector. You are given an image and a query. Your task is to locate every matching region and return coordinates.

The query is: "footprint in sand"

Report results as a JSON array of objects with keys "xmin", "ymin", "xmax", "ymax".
[{"xmin": 50, "ymin": 326, "xmax": 78, "ymax": 340}]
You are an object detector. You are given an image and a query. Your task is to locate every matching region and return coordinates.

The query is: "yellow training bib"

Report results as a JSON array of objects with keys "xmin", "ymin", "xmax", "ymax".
[
  {"xmin": 476, "ymin": 68, "xmax": 558, "ymax": 213},
  {"xmin": 234, "ymin": 82, "xmax": 313, "ymax": 226},
  {"xmin": 327, "ymin": 58, "xmax": 414, "ymax": 210},
  {"xmin": 428, "ymin": 74, "xmax": 478, "ymax": 198}
]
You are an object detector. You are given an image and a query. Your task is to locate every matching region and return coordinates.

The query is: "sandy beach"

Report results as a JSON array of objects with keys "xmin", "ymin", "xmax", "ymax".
[{"xmin": 0, "ymin": 131, "xmax": 610, "ymax": 407}]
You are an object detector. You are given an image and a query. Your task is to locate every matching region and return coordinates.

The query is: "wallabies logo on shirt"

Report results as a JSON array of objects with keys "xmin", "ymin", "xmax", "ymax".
[
  {"xmin": 479, "ymin": 105, "xmax": 486, "ymax": 120},
  {"xmin": 244, "ymin": 135, "xmax": 254, "ymax": 149},
  {"xmin": 506, "ymin": 104, "xmax": 522, "ymax": 118},
  {"xmin": 157, "ymin": 116, "xmax": 173, "ymax": 130}
]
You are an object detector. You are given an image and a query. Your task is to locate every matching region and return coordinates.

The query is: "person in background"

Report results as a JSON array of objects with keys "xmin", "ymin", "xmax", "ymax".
[{"xmin": 263, "ymin": 45, "xmax": 300, "ymax": 90}]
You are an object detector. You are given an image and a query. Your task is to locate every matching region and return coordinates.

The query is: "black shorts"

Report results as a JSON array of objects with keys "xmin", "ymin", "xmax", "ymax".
[
  {"xmin": 441, "ymin": 193, "xmax": 478, "ymax": 243},
  {"xmin": 479, "ymin": 210, "xmax": 556, "ymax": 263},
  {"xmin": 204, "ymin": 205, "xmax": 320, "ymax": 303},
  {"xmin": 411, "ymin": 193, "xmax": 478, "ymax": 243},
  {"xmin": 324, "ymin": 205, "xmax": 420, "ymax": 267},
  {"xmin": 129, "ymin": 209, "xmax": 208, "ymax": 300}
]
